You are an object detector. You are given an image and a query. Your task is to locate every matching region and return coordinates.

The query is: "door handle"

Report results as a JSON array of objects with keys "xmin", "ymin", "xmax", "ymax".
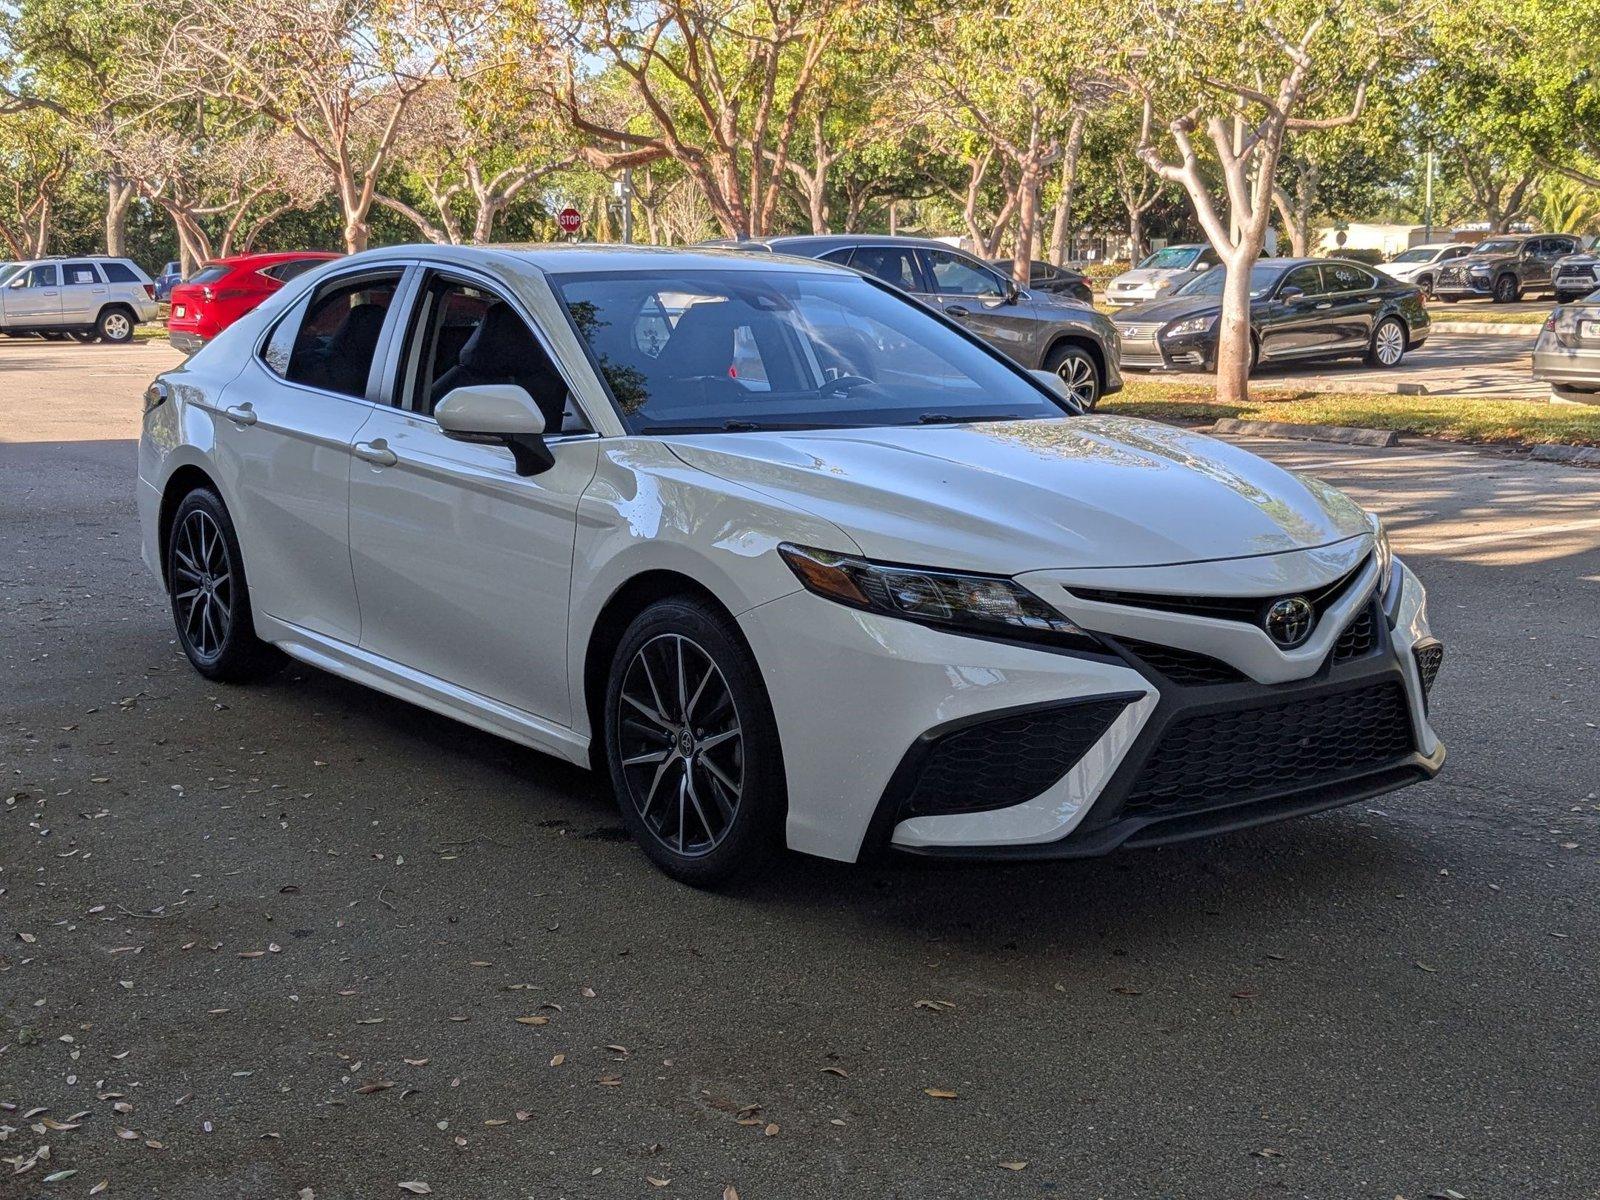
[
  {"xmin": 943, "ymin": 304, "xmax": 971, "ymax": 318},
  {"xmin": 353, "ymin": 438, "xmax": 397, "ymax": 467},
  {"xmin": 223, "ymin": 403, "xmax": 257, "ymax": 427},
  {"xmin": 1314, "ymin": 302, "xmax": 1332, "ymax": 310}
]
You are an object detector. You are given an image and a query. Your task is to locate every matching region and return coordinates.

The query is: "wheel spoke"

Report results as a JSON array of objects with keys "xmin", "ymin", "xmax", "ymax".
[
  {"xmin": 699, "ymin": 753, "xmax": 740, "ymax": 798},
  {"xmin": 698, "ymin": 726, "xmax": 740, "ymax": 753},
  {"xmin": 622, "ymin": 748, "xmax": 670, "ymax": 768},
  {"xmin": 639, "ymin": 649, "xmax": 670, "ymax": 725},
  {"xmin": 622, "ymin": 692, "xmax": 672, "ymax": 730},
  {"xmin": 684, "ymin": 662, "xmax": 714, "ymax": 722},
  {"xmin": 684, "ymin": 769, "xmax": 716, "ymax": 844},
  {"xmin": 676, "ymin": 772, "xmax": 688, "ymax": 852},
  {"xmin": 674, "ymin": 636, "xmax": 689, "ymax": 723},
  {"xmin": 638, "ymin": 755, "xmax": 675, "ymax": 820}
]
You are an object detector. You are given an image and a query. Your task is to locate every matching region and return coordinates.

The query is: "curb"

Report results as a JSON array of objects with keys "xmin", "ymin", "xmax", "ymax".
[
  {"xmin": 1529, "ymin": 444, "xmax": 1600, "ymax": 466},
  {"xmin": 1430, "ymin": 321, "xmax": 1541, "ymax": 338},
  {"xmin": 1210, "ymin": 418, "xmax": 1399, "ymax": 447}
]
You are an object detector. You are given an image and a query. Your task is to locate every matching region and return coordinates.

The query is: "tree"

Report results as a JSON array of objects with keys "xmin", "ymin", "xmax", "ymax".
[
  {"xmin": 151, "ymin": 0, "xmax": 486, "ymax": 252},
  {"xmin": 0, "ymin": 106, "xmax": 76, "ymax": 257},
  {"xmin": 1113, "ymin": 0, "xmax": 1403, "ymax": 402},
  {"xmin": 540, "ymin": 0, "xmax": 864, "ymax": 239}
]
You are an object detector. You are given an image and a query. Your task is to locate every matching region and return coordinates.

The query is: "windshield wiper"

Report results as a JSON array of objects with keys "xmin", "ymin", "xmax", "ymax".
[{"xmin": 916, "ymin": 412, "xmax": 1026, "ymax": 425}]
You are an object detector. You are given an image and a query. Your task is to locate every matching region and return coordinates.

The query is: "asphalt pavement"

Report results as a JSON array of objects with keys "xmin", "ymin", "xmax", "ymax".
[{"xmin": 2, "ymin": 340, "xmax": 1598, "ymax": 1199}]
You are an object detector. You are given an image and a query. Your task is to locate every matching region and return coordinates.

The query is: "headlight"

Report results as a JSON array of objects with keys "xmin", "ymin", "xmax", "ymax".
[
  {"xmin": 1163, "ymin": 314, "xmax": 1217, "ymax": 338},
  {"xmin": 778, "ymin": 544, "xmax": 1100, "ymax": 651}
]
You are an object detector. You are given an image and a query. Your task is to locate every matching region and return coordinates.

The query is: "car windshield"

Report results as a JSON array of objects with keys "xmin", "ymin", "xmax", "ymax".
[
  {"xmin": 1139, "ymin": 246, "xmax": 1199, "ymax": 270},
  {"xmin": 1174, "ymin": 264, "xmax": 1281, "ymax": 298},
  {"xmin": 550, "ymin": 268, "xmax": 1069, "ymax": 434},
  {"xmin": 1474, "ymin": 240, "xmax": 1521, "ymax": 256},
  {"xmin": 1391, "ymin": 248, "xmax": 1439, "ymax": 264}
]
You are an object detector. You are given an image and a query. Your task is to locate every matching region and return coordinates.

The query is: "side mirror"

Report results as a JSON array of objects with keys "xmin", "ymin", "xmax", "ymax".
[
  {"xmin": 1029, "ymin": 368, "xmax": 1083, "ymax": 412},
  {"xmin": 1278, "ymin": 285, "xmax": 1305, "ymax": 304},
  {"xmin": 1004, "ymin": 280, "xmax": 1022, "ymax": 305},
  {"xmin": 435, "ymin": 383, "xmax": 553, "ymax": 476}
]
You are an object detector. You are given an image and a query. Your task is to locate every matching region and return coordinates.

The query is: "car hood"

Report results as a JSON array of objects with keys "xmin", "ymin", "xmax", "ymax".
[
  {"xmin": 1110, "ymin": 293, "xmax": 1225, "ymax": 326},
  {"xmin": 667, "ymin": 416, "xmax": 1370, "ymax": 574}
]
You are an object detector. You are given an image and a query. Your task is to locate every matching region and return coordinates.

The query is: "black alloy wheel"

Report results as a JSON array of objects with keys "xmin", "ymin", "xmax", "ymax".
[{"xmin": 604, "ymin": 598, "xmax": 784, "ymax": 886}]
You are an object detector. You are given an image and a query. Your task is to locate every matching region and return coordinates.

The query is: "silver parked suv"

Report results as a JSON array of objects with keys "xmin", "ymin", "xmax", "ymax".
[{"xmin": 0, "ymin": 256, "xmax": 160, "ymax": 343}]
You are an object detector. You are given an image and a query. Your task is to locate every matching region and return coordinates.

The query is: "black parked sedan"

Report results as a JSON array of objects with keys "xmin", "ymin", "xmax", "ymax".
[
  {"xmin": 1111, "ymin": 258, "xmax": 1430, "ymax": 373},
  {"xmin": 990, "ymin": 258, "xmax": 1094, "ymax": 305}
]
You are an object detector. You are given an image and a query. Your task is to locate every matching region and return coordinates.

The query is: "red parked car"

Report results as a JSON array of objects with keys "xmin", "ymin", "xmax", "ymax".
[{"xmin": 167, "ymin": 252, "xmax": 340, "ymax": 353}]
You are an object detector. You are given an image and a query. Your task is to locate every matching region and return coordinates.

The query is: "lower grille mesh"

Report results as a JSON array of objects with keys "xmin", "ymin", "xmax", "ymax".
[
  {"xmin": 1124, "ymin": 681, "xmax": 1414, "ymax": 816},
  {"xmin": 1413, "ymin": 643, "xmax": 1444, "ymax": 705},
  {"xmin": 903, "ymin": 698, "xmax": 1132, "ymax": 817},
  {"xmin": 1116, "ymin": 637, "xmax": 1244, "ymax": 685},
  {"xmin": 1332, "ymin": 605, "xmax": 1378, "ymax": 662}
]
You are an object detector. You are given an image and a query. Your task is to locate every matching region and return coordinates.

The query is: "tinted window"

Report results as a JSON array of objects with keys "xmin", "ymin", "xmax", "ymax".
[
  {"xmin": 397, "ymin": 276, "xmax": 580, "ymax": 433},
  {"xmin": 1176, "ymin": 264, "xmax": 1281, "ymax": 298},
  {"xmin": 1323, "ymin": 262, "xmax": 1375, "ymax": 292},
  {"xmin": 1281, "ymin": 264, "xmax": 1326, "ymax": 295},
  {"xmin": 552, "ymin": 268, "xmax": 1067, "ymax": 434},
  {"xmin": 848, "ymin": 246, "xmax": 922, "ymax": 291},
  {"xmin": 100, "ymin": 261, "xmax": 138, "ymax": 283},
  {"xmin": 816, "ymin": 249, "xmax": 854, "ymax": 267},
  {"xmin": 261, "ymin": 258, "xmax": 327, "ymax": 283},
  {"xmin": 13, "ymin": 264, "xmax": 59, "ymax": 288},
  {"xmin": 923, "ymin": 249, "xmax": 1004, "ymax": 297},
  {"xmin": 264, "ymin": 272, "xmax": 401, "ymax": 399},
  {"xmin": 62, "ymin": 262, "xmax": 101, "ymax": 286},
  {"xmin": 189, "ymin": 265, "xmax": 231, "ymax": 286}
]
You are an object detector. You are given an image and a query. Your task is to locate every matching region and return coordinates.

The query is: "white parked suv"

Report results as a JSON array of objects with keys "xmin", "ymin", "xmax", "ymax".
[
  {"xmin": 0, "ymin": 256, "xmax": 159, "ymax": 343},
  {"xmin": 137, "ymin": 245, "xmax": 1446, "ymax": 886},
  {"xmin": 1378, "ymin": 243, "xmax": 1472, "ymax": 298}
]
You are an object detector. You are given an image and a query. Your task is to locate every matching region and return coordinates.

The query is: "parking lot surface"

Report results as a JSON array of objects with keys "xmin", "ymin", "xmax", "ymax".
[{"xmin": 3, "ymin": 340, "xmax": 1598, "ymax": 1198}]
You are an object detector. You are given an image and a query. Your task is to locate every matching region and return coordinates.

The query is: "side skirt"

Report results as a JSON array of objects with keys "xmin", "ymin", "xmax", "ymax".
[{"xmin": 255, "ymin": 613, "xmax": 592, "ymax": 769}]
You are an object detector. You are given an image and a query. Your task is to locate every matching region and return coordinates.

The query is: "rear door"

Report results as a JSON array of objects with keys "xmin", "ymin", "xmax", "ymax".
[
  {"xmin": 1318, "ymin": 262, "xmax": 1382, "ymax": 350},
  {"xmin": 3, "ymin": 264, "xmax": 63, "ymax": 326},
  {"xmin": 209, "ymin": 265, "xmax": 410, "ymax": 645},
  {"xmin": 59, "ymin": 261, "xmax": 106, "ymax": 324}
]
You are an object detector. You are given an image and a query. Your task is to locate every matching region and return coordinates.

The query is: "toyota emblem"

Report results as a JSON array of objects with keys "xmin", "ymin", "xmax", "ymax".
[{"xmin": 1263, "ymin": 596, "xmax": 1314, "ymax": 648}]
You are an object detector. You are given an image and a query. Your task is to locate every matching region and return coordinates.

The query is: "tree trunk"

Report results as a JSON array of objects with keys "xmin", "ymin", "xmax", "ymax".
[
  {"xmin": 1011, "ymin": 158, "xmax": 1045, "ymax": 284},
  {"xmin": 1048, "ymin": 110, "xmax": 1086, "ymax": 266},
  {"xmin": 1127, "ymin": 207, "xmax": 1146, "ymax": 262},
  {"xmin": 1215, "ymin": 252, "xmax": 1256, "ymax": 403},
  {"xmin": 105, "ymin": 176, "xmax": 136, "ymax": 258}
]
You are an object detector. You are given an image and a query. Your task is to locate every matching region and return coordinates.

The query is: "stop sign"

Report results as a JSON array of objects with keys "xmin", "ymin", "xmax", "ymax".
[{"xmin": 556, "ymin": 207, "xmax": 582, "ymax": 235}]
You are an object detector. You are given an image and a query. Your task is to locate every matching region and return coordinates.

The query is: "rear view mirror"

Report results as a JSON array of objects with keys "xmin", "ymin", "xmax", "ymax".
[{"xmin": 435, "ymin": 384, "xmax": 553, "ymax": 476}]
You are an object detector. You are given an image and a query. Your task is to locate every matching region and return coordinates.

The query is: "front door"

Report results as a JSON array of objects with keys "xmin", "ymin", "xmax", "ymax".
[
  {"xmin": 917, "ymin": 248, "xmax": 1037, "ymax": 362},
  {"xmin": 346, "ymin": 270, "xmax": 598, "ymax": 726},
  {"xmin": 1260, "ymin": 263, "xmax": 1332, "ymax": 360},
  {"xmin": 211, "ymin": 266, "xmax": 409, "ymax": 646},
  {"xmin": 3, "ymin": 264, "xmax": 63, "ymax": 326}
]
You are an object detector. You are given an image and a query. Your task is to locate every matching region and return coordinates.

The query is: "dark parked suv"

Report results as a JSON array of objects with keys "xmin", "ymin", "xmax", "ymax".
[
  {"xmin": 705, "ymin": 235, "xmax": 1121, "ymax": 409},
  {"xmin": 1433, "ymin": 234, "xmax": 1582, "ymax": 303}
]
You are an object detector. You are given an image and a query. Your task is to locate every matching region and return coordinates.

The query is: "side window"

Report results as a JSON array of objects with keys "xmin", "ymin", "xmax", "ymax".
[
  {"xmin": 63, "ymin": 262, "xmax": 102, "ymax": 286},
  {"xmin": 270, "ymin": 271, "xmax": 402, "ymax": 399},
  {"xmin": 1324, "ymin": 262, "xmax": 1374, "ymax": 292},
  {"xmin": 848, "ymin": 246, "xmax": 923, "ymax": 291},
  {"xmin": 923, "ymin": 249, "xmax": 1005, "ymax": 297},
  {"xmin": 399, "ymin": 277, "xmax": 580, "ymax": 434},
  {"xmin": 273, "ymin": 259, "xmax": 326, "ymax": 283},
  {"xmin": 1281, "ymin": 264, "xmax": 1325, "ymax": 296},
  {"xmin": 13, "ymin": 264, "xmax": 59, "ymax": 289},
  {"xmin": 816, "ymin": 248, "xmax": 854, "ymax": 267},
  {"xmin": 100, "ymin": 261, "xmax": 138, "ymax": 284},
  {"xmin": 1443, "ymin": 247, "xmax": 1468, "ymax": 261}
]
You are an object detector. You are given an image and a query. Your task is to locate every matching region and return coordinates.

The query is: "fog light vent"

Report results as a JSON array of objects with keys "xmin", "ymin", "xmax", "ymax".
[{"xmin": 1413, "ymin": 642, "xmax": 1444, "ymax": 706}]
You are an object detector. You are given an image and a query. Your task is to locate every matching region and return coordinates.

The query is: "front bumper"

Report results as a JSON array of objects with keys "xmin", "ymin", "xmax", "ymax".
[
  {"xmin": 1434, "ymin": 277, "xmax": 1495, "ymax": 298},
  {"xmin": 742, "ymin": 558, "xmax": 1443, "ymax": 863},
  {"xmin": 1107, "ymin": 285, "xmax": 1175, "ymax": 308},
  {"xmin": 1113, "ymin": 325, "xmax": 1211, "ymax": 372}
]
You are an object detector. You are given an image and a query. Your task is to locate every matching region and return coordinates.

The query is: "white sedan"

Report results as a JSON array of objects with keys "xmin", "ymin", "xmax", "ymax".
[{"xmin": 137, "ymin": 245, "xmax": 1446, "ymax": 885}]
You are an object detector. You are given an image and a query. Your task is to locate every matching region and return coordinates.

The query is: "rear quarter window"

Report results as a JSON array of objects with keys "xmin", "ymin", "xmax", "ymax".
[{"xmin": 100, "ymin": 261, "xmax": 138, "ymax": 284}]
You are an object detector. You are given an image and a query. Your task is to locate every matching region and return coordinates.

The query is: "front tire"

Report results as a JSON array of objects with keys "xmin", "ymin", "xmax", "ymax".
[
  {"xmin": 166, "ymin": 489, "xmax": 283, "ymax": 682},
  {"xmin": 603, "ymin": 597, "xmax": 785, "ymax": 886},
  {"xmin": 1043, "ymin": 343, "xmax": 1101, "ymax": 410},
  {"xmin": 1492, "ymin": 274, "xmax": 1520, "ymax": 304},
  {"xmin": 1367, "ymin": 317, "xmax": 1407, "ymax": 367},
  {"xmin": 97, "ymin": 307, "xmax": 134, "ymax": 343}
]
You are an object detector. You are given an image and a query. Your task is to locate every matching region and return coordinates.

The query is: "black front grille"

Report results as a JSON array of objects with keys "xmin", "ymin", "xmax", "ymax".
[
  {"xmin": 1331, "ymin": 605, "xmax": 1378, "ymax": 662},
  {"xmin": 1069, "ymin": 558, "xmax": 1367, "ymax": 627},
  {"xmin": 1115, "ymin": 637, "xmax": 1244, "ymax": 686},
  {"xmin": 1123, "ymin": 681, "xmax": 1414, "ymax": 816},
  {"xmin": 1413, "ymin": 643, "xmax": 1444, "ymax": 706},
  {"xmin": 902, "ymin": 698, "xmax": 1133, "ymax": 817}
]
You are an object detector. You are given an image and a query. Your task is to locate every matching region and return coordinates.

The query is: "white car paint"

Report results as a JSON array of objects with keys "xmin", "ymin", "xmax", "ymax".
[
  {"xmin": 138, "ymin": 244, "xmax": 1444, "ymax": 870},
  {"xmin": 1380, "ymin": 243, "xmax": 1472, "ymax": 287}
]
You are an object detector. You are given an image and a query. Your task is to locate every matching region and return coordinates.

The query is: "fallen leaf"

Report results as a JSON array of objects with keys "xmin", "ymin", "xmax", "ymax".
[
  {"xmin": 923, "ymin": 1088, "xmax": 958, "ymax": 1100},
  {"xmin": 763, "ymin": 1123, "xmax": 779, "ymax": 1137},
  {"xmin": 1252, "ymin": 1147, "xmax": 1283, "ymax": 1159},
  {"xmin": 1112, "ymin": 986, "xmax": 1144, "ymax": 997},
  {"xmin": 398, "ymin": 1184, "xmax": 432, "ymax": 1195},
  {"xmin": 514, "ymin": 1016, "xmax": 549, "ymax": 1026},
  {"xmin": 646, "ymin": 1177, "xmax": 670, "ymax": 1188},
  {"xmin": 999, "ymin": 1161, "xmax": 1027, "ymax": 1171},
  {"xmin": 914, "ymin": 999, "xmax": 956, "ymax": 1012},
  {"xmin": 404, "ymin": 1058, "xmax": 429, "ymax": 1067},
  {"xmin": 115, "ymin": 1127, "xmax": 140, "ymax": 1140},
  {"xmin": 597, "ymin": 1075, "xmax": 622, "ymax": 1086},
  {"xmin": 1231, "ymin": 988, "xmax": 1258, "ymax": 1000},
  {"xmin": 723, "ymin": 1189, "xmax": 740, "ymax": 1200},
  {"xmin": 90, "ymin": 1182, "xmax": 108, "ymax": 1195},
  {"xmin": 549, "ymin": 1054, "xmax": 565, "ymax": 1067},
  {"xmin": 821, "ymin": 1066, "xmax": 848, "ymax": 1078},
  {"xmin": 355, "ymin": 1081, "xmax": 395, "ymax": 1095}
]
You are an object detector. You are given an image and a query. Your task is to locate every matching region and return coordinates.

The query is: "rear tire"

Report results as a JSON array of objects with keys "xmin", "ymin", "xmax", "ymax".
[
  {"xmin": 1417, "ymin": 274, "xmax": 1435, "ymax": 299},
  {"xmin": 1043, "ymin": 343, "xmax": 1101, "ymax": 410},
  {"xmin": 97, "ymin": 307, "xmax": 134, "ymax": 343},
  {"xmin": 603, "ymin": 597, "xmax": 785, "ymax": 887},
  {"xmin": 1492, "ymin": 274, "xmax": 1520, "ymax": 304},
  {"xmin": 1366, "ymin": 317, "xmax": 1407, "ymax": 367},
  {"xmin": 166, "ymin": 488, "xmax": 284, "ymax": 683}
]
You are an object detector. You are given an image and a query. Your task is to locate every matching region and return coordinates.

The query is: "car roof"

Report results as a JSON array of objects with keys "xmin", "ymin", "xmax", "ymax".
[
  {"xmin": 205, "ymin": 251, "xmax": 343, "ymax": 267},
  {"xmin": 707, "ymin": 233, "xmax": 979, "ymax": 256},
  {"xmin": 335, "ymin": 242, "xmax": 859, "ymax": 277}
]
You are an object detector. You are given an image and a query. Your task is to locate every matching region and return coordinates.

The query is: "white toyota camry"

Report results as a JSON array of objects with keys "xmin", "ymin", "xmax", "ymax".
[{"xmin": 138, "ymin": 245, "xmax": 1445, "ymax": 885}]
